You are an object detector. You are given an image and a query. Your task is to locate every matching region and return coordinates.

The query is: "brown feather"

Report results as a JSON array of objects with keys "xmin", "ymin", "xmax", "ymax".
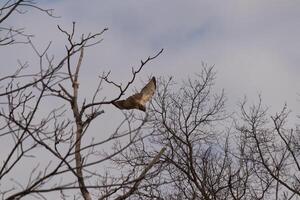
[{"xmin": 112, "ymin": 77, "xmax": 156, "ymax": 112}]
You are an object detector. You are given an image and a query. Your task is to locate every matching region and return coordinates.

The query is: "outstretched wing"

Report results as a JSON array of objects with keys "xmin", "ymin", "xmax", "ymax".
[
  {"xmin": 138, "ymin": 77, "xmax": 156, "ymax": 105},
  {"xmin": 112, "ymin": 77, "xmax": 156, "ymax": 111}
]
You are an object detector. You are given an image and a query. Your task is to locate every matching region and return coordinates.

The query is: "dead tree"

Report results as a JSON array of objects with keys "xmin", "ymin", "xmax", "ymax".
[
  {"xmin": 0, "ymin": 0, "xmax": 55, "ymax": 46},
  {"xmin": 111, "ymin": 66, "xmax": 235, "ymax": 199},
  {"xmin": 116, "ymin": 66, "xmax": 300, "ymax": 200},
  {"xmin": 148, "ymin": 66, "xmax": 230, "ymax": 199},
  {"xmin": 0, "ymin": 1, "xmax": 164, "ymax": 199},
  {"xmin": 236, "ymin": 97, "xmax": 300, "ymax": 199}
]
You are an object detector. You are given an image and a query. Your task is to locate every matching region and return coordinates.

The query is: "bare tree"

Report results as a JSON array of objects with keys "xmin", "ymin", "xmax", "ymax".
[
  {"xmin": 0, "ymin": 2, "xmax": 165, "ymax": 199},
  {"xmin": 2, "ymin": 2, "xmax": 300, "ymax": 200},
  {"xmin": 235, "ymin": 97, "xmax": 300, "ymax": 199},
  {"xmin": 111, "ymin": 66, "xmax": 234, "ymax": 200},
  {"xmin": 147, "ymin": 66, "xmax": 230, "ymax": 200},
  {"xmin": 0, "ymin": 0, "xmax": 55, "ymax": 46},
  {"xmin": 115, "ymin": 66, "xmax": 300, "ymax": 200}
]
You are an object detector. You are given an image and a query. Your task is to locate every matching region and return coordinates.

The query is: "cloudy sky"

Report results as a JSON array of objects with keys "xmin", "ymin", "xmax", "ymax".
[
  {"xmin": 3, "ymin": 0, "xmax": 300, "ymax": 117},
  {"xmin": 1, "ymin": 0, "xmax": 300, "ymax": 198}
]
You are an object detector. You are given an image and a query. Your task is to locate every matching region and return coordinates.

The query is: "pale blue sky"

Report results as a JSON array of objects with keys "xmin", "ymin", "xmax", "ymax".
[
  {"xmin": 2, "ymin": 0, "xmax": 300, "ymax": 116},
  {"xmin": 1, "ymin": 1, "xmax": 300, "ymax": 199}
]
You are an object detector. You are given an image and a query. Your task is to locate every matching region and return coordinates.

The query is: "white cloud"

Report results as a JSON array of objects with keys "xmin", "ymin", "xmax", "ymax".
[
  {"xmin": 3, "ymin": 0, "xmax": 300, "ymax": 111},
  {"xmin": 1, "ymin": 1, "xmax": 300, "ymax": 198}
]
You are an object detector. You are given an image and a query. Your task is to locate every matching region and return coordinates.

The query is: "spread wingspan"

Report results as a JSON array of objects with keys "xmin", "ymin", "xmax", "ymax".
[{"xmin": 112, "ymin": 77, "xmax": 156, "ymax": 112}]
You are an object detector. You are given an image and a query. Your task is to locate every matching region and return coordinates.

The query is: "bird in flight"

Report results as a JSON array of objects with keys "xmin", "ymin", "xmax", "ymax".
[{"xmin": 112, "ymin": 77, "xmax": 156, "ymax": 112}]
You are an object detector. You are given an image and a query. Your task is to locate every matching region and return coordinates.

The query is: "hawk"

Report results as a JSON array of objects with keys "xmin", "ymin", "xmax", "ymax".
[{"xmin": 112, "ymin": 77, "xmax": 156, "ymax": 112}]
